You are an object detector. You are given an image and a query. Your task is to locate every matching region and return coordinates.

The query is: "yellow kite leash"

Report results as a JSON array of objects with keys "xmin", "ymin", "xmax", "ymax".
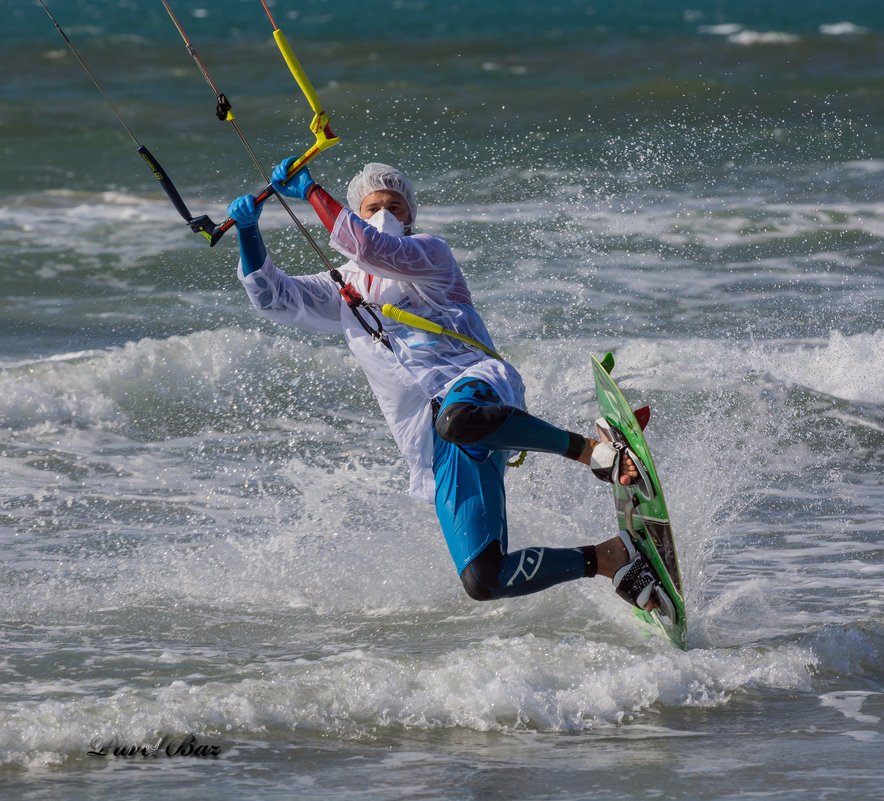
[{"xmin": 380, "ymin": 305, "xmax": 526, "ymax": 467}]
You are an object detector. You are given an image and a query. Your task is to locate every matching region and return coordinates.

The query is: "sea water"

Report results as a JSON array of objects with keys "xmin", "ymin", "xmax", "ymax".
[{"xmin": 1, "ymin": 0, "xmax": 882, "ymax": 798}]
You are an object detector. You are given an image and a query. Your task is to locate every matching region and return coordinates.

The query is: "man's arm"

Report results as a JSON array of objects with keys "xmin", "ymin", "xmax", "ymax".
[
  {"xmin": 227, "ymin": 194, "xmax": 268, "ymax": 276},
  {"xmin": 305, "ymin": 184, "xmax": 343, "ymax": 233},
  {"xmin": 227, "ymin": 192, "xmax": 345, "ymax": 334},
  {"xmin": 271, "ymin": 160, "xmax": 461, "ymax": 291}
]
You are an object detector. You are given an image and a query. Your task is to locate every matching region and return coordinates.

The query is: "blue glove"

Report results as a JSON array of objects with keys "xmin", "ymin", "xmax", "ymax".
[
  {"xmin": 272, "ymin": 158, "xmax": 315, "ymax": 200},
  {"xmin": 227, "ymin": 195, "xmax": 267, "ymax": 275},
  {"xmin": 227, "ymin": 194, "xmax": 262, "ymax": 229}
]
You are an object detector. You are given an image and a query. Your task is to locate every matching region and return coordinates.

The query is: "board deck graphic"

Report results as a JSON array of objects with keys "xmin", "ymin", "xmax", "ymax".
[{"xmin": 592, "ymin": 353, "xmax": 687, "ymax": 649}]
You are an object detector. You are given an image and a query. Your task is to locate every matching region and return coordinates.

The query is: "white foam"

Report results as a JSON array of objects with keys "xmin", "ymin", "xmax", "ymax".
[
  {"xmin": 820, "ymin": 691, "xmax": 881, "ymax": 725},
  {"xmin": 698, "ymin": 24, "xmax": 800, "ymax": 45},
  {"xmin": 698, "ymin": 24, "xmax": 744, "ymax": 36},
  {"xmin": 819, "ymin": 22, "xmax": 869, "ymax": 36},
  {"xmin": 764, "ymin": 330, "xmax": 884, "ymax": 404},
  {"xmin": 0, "ymin": 627, "xmax": 823, "ymax": 767},
  {"xmin": 0, "ymin": 327, "xmax": 357, "ymax": 431},
  {"xmin": 727, "ymin": 30, "xmax": 800, "ymax": 45},
  {"xmin": 581, "ymin": 332, "xmax": 884, "ymax": 406}
]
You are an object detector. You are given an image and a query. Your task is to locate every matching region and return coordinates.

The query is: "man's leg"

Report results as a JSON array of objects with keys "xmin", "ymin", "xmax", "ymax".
[
  {"xmin": 459, "ymin": 540, "xmax": 598, "ymax": 601},
  {"xmin": 459, "ymin": 534, "xmax": 639, "ymax": 601},
  {"xmin": 433, "ymin": 377, "xmax": 658, "ymax": 608},
  {"xmin": 434, "ymin": 378, "xmax": 639, "ymax": 484},
  {"xmin": 434, "ymin": 378, "xmax": 584, "ymax": 458},
  {"xmin": 432, "ymin": 430, "xmax": 596, "ymax": 600}
]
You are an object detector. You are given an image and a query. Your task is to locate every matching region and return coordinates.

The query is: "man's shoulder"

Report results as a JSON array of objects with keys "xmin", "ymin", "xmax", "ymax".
[
  {"xmin": 409, "ymin": 232, "xmax": 455, "ymax": 261},
  {"xmin": 411, "ymin": 231, "xmax": 450, "ymax": 247}
]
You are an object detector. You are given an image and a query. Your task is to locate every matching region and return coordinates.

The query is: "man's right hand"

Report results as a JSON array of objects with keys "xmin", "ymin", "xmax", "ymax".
[{"xmin": 271, "ymin": 158, "xmax": 315, "ymax": 200}]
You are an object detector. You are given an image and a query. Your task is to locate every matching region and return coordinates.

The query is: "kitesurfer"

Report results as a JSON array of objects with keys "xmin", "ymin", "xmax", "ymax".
[{"xmin": 226, "ymin": 160, "xmax": 673, "ymax": 615}]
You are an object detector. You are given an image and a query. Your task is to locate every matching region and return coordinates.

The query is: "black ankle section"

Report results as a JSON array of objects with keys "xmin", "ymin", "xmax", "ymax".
[
  {"xmin": 563, "ymin": 431, "xmax": 584, "ymax": 460},
  {"xmin": 579, "ymin": 545, "xmax": 598, "ymax": 578}
]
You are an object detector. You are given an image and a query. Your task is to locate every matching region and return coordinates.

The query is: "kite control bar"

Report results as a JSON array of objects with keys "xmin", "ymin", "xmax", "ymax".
[
  {"xmin": 43, "ymin": 0, "xmax": 341, "ymax": 250},
  {"xmin": 201, "ymin": 1, "xmax": 340, "ymax": 246},
  {"xmin": 198, "ymin": 140, "xmax": 333, "ymax": 246}
]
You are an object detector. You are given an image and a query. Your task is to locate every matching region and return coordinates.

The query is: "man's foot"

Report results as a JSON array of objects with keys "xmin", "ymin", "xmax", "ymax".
[
  {"xmin": 613, "ymin": 532, "xmax": 675, "ymax": 619},
  {"xmin": 577, "ymin": 437, "xmax": 639, "ymax": 486},
  {"xmin": 594, "ymin": 532, "xmax": 675, "ymax": 619}
]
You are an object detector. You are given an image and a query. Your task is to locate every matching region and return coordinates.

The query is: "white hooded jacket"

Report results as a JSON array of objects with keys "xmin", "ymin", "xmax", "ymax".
[{"xmin": 239, "ymin": 205, "xmax": 526, "ymax": 503}]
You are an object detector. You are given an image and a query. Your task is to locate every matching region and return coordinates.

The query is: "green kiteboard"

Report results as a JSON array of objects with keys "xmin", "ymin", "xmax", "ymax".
[{"xmin": 592, "ymin": 353, "xmax": 687, "ymax": 650}]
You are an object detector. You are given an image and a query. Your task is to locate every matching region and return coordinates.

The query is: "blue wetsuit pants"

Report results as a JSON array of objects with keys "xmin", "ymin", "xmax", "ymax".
[{"xmin": 432, "ymin": 377, "xmax": 597, "ymax": 601}]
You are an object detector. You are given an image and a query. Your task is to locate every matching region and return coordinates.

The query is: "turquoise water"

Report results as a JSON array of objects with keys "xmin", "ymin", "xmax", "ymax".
[{"xmin": 1, "ymin": 1, "xmax": 882, "ymax": 798}]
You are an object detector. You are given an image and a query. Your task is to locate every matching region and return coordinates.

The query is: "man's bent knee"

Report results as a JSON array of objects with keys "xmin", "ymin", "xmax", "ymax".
[
  {"xmin": 459, "ymin": 543, "xmax": 504, "ymax": 602},
  {"xmin": 460, "ymin": 568, "xmax": 495, "ymax": 601},
  {"xmin": 435, "ymin": 402, "xmax": 508, "ymax": 446}
]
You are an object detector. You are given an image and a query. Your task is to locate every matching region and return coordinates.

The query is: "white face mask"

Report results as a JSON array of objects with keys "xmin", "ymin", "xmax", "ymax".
[{"xmin": 367, "ymin": 208, "xmax": 405, "ymax": 237}]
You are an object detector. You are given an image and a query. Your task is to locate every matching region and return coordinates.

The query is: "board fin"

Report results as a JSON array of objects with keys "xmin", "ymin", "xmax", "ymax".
[
  {"xmin": 600, "ymin": 352, "xmax": 615, "ymax": 374},
  {"xmin": 634, "ymin": 405, "xmax": 650, "ymax": 430}
]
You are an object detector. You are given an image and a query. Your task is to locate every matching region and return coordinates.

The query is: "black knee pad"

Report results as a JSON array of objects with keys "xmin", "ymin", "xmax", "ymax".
[
  {"xmin": 460, "ymin": 543, "xmax": 504, "ymax": 602},
  {"xmin": 460, "ymin": 568, "xmax": 494, "ymax": 601},
  {"xmin": 435, "ymin": 402, "xmax": 509, "ymax": 446}
]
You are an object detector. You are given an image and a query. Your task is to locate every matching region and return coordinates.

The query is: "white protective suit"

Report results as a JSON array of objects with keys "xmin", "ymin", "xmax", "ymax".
[{"xmin": 239, "ymin": 205, "xmax": 526, "ymax": 503}]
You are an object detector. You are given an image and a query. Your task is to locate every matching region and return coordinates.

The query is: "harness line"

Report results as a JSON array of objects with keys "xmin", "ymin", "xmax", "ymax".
[
  {"xmin": 381, "ymin": 304, "xmax": 503, "ymax": 360},
  {"xmin": 380, "ymin": 305, "xmax": 527, "ymax": 467}
]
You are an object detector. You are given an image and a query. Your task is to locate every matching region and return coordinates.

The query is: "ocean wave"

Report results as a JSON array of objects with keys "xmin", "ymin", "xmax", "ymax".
[
  {"xmin": 698, "ymin": 24, "xmax": 800, "ymax": 45},
  {"xmin": 598, "ymin": 331, "xmax": 884, "ymax": 406},
  {"xmin": 0, "ymin": 327, "xmax": 360, "ymax": 436},
  {"xmin": 765, "ymin": 330, "xmax": 884, "ymax": 405},
  {"xmin": 0, "ymin": 624, "xmax": 827, "ymax": 768},
  {"xmin": 7, "ymin": 602, "xmax": 878, "ymax": 769},
  {"xmin": 819, "ymin": 22, "xmax": 870, "ymax": 36},
  {"xmin": 729, "ymin": 30, "xmax": 801, "ymax": 46}
]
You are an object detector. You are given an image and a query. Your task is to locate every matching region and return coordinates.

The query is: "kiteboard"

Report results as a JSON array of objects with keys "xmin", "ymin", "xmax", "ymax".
[{"xmin": 592, "ymin": 352, "xmax": 687, "ymax": 650}]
